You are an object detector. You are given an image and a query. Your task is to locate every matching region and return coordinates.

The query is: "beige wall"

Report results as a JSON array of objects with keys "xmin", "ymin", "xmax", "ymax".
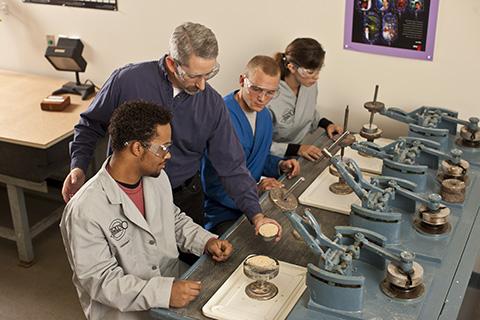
[{"xmin": 1, "ymin": 0, "xmax": 479, "ymax": 138}]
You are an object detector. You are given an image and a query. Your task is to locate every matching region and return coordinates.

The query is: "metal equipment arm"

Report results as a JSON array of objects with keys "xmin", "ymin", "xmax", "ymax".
[
  {"xmin": 285, "ymin": 210, "xmax": 345, "ymax": 255},
  {"xmin": 354, "ymin": 232, "xmax": 415, "ymax": 274},
  {"xmin": 382, "ymin": 179, "xmax": 443, "ymax": 211}
]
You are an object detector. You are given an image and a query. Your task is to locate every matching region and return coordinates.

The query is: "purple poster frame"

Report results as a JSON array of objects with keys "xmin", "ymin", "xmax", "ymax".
[{"xmin": 344, "ymin": 0, "xmax": 439, "ymax": 60}]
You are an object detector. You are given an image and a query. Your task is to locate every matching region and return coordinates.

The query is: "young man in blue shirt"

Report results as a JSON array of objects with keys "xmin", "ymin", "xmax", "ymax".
[{"xmin": 202, "ymin": 56, "xmax": 300, "ymax": 234}]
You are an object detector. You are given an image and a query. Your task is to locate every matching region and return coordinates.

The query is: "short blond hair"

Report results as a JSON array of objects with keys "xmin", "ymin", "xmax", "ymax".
[{"xmin": 245, "ymin": 55, "xmax": 280, "ymax": 78}]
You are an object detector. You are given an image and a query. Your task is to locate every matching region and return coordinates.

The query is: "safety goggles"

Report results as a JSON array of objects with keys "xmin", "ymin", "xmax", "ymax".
[
  {"xmin": 125, "ymin": 141, "xmax": 172, "ymax": 159},
  {"xmin": 142, "ymin": 141, "xmax": 172, "ymax": 158},
  {"xmin": 243, "ymin": 76, "xmax": 279, "ymax": 99},
  {"xmin": 175, "ymin": 60, "xmax": 220, "ymax": 81},
  {"xmin": 294, "ymin": 65, "xmax": 320, "ymax": 78}
]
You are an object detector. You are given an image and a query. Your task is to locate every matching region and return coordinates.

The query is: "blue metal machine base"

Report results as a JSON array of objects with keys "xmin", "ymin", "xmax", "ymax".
[
  {"xmin": 288, "ymin": 190, "xmax": 479, "ymax": 319},
  {"xmin": 288, "ymin": 158, "xmax": 480, "ymax": 319},
  {"xmin": 290, "ymin": 259, "xmax": 436, "ymax": 320}
]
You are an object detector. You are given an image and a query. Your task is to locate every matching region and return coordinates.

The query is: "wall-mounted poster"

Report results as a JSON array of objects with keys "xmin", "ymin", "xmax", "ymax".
[
  {"xmin": 344, "ymin": 0, "xmax": 439, "ymax": 60},
  {"xmin": 23, "ymin": 0, "xmax": 117, "ymax": 11}
]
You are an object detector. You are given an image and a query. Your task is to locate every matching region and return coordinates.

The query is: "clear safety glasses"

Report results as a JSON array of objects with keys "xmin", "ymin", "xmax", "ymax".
[
  {"xmin": 142, "ymin": 141, "xmax": 172, "ymax": 158},
  {"xmin": 294, "ymin": 65, "xmax": 320, "ymax": 78},
  {"xmin": 175, "ymin": 60, "xmax": 220, "ymax": 81},
  {"xmin": 244, "ymin": 76, "xmax": 279, "ymax": 99},
  {"xmin": 125, "ymin": 141, "xmax": 172, "ymax": 159}
]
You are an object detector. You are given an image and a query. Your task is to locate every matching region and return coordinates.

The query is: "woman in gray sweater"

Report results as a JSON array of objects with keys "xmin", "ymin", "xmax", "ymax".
[{"xmin": 267, "ymin": 38, "xmax": 343, "ymax": 161}]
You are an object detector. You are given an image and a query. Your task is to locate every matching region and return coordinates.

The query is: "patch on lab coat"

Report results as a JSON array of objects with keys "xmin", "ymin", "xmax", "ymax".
[
  {"xmin": 109, "ymin": 219, "xmax": 129, "ymax": 241},
  {"xmin": 281, "ymin": 109, "xmax": 295, "ymax": 124}
]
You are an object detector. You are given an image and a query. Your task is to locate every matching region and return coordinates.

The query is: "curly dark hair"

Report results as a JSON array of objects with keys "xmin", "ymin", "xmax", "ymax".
[{"xmin": 109, "ymin": 100, "xmax": 172, "ymax": 151}]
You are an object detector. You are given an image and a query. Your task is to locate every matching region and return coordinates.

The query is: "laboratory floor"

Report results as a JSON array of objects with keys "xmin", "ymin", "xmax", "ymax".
[
  {"xmin": 0, "ymin": 185, "xmax": 479, "ymax": 320},
  {"xmin": 0, "ymin": 185, "xmax": 84, "ymax": 320}
]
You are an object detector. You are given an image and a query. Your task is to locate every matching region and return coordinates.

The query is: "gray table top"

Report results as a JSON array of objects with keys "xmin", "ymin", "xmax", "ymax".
[{"xmin": 151, "ymin": 131, "xmax": 346, "ymax": 320}]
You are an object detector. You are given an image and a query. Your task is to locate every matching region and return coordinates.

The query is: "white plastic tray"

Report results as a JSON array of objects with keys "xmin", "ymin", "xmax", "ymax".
[
  {"xmin": 298, "ymin": 134, "xmax": 391, "ymax": 214},
  {"xmin": 202, "ymin": 258, "xmax": 307, "ymax": 320},
  {"xmin": 341, "ymin": 134, "xmax": 394, "ymax": 174},
  {"xmin": 299, "ymin": 169, "xmax": 362, "ymax": 215}
]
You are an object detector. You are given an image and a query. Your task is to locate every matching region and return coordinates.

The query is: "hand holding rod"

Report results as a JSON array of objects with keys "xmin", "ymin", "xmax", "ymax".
[{"xmin": 325, "ymin": 130, "xmax": 351, "ymax": 154}]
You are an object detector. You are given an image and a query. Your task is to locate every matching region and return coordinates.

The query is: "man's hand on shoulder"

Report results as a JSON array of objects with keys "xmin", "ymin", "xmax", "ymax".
[
  {"xmin": 205, "ymin": 238, "xmax": 233, "ymax": 262},
  {"xmin": 169, "ymin": 280, "xmax": 202, "ymax": 308},
  {"xmin": 62, "ymin": 168, "xmax": 86, "ymax": 203}
]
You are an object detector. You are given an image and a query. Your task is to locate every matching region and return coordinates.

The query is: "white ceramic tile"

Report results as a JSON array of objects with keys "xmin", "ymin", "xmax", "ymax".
[
  {"xmin": 299, "ymin": 169, "xmax": 361, "ymax": 215},
  {"xmin": 339, "ymin": 134, "xmax": 394, "ymax": 174}
]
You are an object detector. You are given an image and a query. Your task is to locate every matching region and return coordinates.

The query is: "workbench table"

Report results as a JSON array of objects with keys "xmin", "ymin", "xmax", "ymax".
[{"xmin": 0, "ymin": 69, "xmax": 92, "ymax": 266}]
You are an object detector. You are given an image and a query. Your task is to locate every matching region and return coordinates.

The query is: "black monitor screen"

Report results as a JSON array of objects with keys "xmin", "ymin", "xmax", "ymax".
[{"xmin": 47, "ymin": 56, "xmax": 82, "ymax": 72}]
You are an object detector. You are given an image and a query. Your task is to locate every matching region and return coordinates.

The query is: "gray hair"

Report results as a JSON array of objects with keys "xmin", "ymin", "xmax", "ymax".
[{"xmin": 169, "ymin": 22, "xmax": 219, "ymax": 66}]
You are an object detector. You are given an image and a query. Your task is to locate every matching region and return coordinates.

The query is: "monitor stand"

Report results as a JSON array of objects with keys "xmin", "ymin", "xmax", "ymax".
[
  {"xmin": 51, "ymin": 71, "xmax": 95, "ymax": 100},
  {"xmin": 52, "ymin": 81, "xmax": 95, "ymax": 100}
]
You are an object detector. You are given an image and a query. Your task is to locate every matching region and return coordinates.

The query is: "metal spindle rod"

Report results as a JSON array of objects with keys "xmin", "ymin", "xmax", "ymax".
[
  {"xmin": 368, "ymin": 112, "xmax": 375, "ymax": 129},
  {"xmin": 283, "ymin": 177, "xmax": 305, "ymax": 200},
  {"xmin": 341, "ymin": 105, "xmax": 349, "ymax": 159},
  {"xmin": 369, "ymin": 85, "xmax": 379, "ymax": 129}
]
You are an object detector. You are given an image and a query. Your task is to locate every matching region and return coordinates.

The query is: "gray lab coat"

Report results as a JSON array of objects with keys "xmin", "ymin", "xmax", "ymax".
[
  {"xmin": 267, "ymin": 80, "xmax": 321, "ymax": 156},
  {"xmin": 60, "ymin": 159, "xmax": 215, "ymax": 320}
]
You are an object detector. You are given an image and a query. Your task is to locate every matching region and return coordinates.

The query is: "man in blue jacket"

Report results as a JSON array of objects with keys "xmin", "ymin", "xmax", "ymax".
[
  {"xmin": 62, "ymin": 22, "xmax": 282, "ymax": 241},
  {"xmin": 202, "ymin": 56, "xmax": 300, "ymax": 234}
]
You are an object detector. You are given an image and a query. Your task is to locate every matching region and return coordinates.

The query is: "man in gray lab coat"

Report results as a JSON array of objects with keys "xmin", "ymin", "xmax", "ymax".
[{"xmin": 60, "ymin": 100, "xmax": 233, "ymax": 320}]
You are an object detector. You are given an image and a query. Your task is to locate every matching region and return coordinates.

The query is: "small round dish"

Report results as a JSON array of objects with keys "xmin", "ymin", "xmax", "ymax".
[{"xmin": 258, "ymin": 223, "xmax": 279, "ymax": 241}]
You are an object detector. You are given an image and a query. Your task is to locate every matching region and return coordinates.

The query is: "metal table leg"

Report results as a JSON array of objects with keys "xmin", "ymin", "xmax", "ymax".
[
  {"xmin": 0, "ymin": 173, "xmax": 54, "ymax": 267},
  {"xmin": 6, "ymin": 184, "xmax": 34, "ymax": 267}
]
